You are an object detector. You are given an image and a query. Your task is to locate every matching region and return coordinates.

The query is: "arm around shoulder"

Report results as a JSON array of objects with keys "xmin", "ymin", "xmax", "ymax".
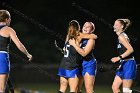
[{"xmin": 79, "ymin": 32, "xmax": 97, "ymax": 40}]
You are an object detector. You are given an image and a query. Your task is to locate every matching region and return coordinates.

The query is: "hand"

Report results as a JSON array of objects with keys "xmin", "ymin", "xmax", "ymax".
[
  {"xmin": 92, "ymin": 34, "xmax": 98, "ymax": 39},
  {"xmin": 27, "ymin": 54, "xmax": 32, "ymax": 61},
  {"xmin": 90, "ymin": 34, "xmax": 98, "ymax": 39},
  {"xmin": 69, "ymin": 38, "xmax": 76, "ymax": 46},
  {"xmin": 111, "ymin": 57, "xmax": 120, "ymax": 63}
]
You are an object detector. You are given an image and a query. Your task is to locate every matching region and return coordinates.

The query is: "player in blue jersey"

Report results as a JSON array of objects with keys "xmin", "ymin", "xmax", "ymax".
[
  {"xmin": 69, "ymin": 22, "xmax": 97, "ymax": 93},
  {"xmin": 111, "ymin": 19, "xmax": 137, "ymax": 93},
  {"xmin": 0, "ymin": 10, "xmax": 32, "ymax": 93},
  {"xmin": 58, "ymin": 20, "xmax": 97, "ymax": 93}
]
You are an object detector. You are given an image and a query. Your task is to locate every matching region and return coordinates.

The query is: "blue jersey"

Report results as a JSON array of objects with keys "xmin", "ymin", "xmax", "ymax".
[
  {"xmin": 80, "ymin": 39, "xmax": 97, "ymax": 76},
  {"xmin": 81, "ymin": 39, "xmax": 95, "ymax": 61}
]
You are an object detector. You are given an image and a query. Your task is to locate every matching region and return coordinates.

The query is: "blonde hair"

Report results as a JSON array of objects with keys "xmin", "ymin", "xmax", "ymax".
[
  {"xmin": 89, "ymin": 22, "xmax": 95, "ymax": 32},
  {"xmin": 0, "ymin": 10, "xmax": 10, "ymax": 22},
  {"xmin": 117, "ymin": 19, "xmax": 131, "ymax": 31}
]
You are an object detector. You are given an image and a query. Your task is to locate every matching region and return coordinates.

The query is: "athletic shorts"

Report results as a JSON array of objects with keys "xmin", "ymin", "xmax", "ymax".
[
  {"xmin": 58, "ymin": 68, "xmax": 79, "ymax": 78},
  {"xmin": 116, "ymin": 59, "xmax": 137, "ymax": 79},
  {"xmin": 0, "ymin": 51, "xmax": 10, "ymax": 74},
  {"xmin": 81, "ymin": 58, "xmax": 97, "ymax": 76}
]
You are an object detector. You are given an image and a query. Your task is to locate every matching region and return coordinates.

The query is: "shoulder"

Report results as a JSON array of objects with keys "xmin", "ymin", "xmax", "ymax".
[
  {"xmin": 119, "ymin": 33, "xmax": 128, "ymax": 40},
  {"xmin": 2, "ymin": 26, "xmax": 15, "ymax": 33},
  {"xmin": 118, "ymin": 33, "xmax": 129, "ymax": 43}
]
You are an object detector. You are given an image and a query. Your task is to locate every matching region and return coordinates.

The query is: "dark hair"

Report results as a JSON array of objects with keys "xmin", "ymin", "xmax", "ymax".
[
  {"xmin": 67, "ymin": 20, "xmax": 80, "ymax": 39},
  {"xmin": 0, "ymin": 10, "xmax": 10, "ymax": 22}
]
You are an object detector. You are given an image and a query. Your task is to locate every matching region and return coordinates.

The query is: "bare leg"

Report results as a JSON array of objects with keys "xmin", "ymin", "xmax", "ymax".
[
  {"xmin": 84, "ymin": 73, "xmax": 95, "ymax": 93},
  {"xmin": 59, "ymin": 77, "xmax": 68, "ymax": 93},
  {"xmin": 69, "ymin": 77, "xmax": 79, "ymax": 92},
  {"xmin": 123, "ymin": 79, "xmax": 133, "ymax": 93},
  {"xmin": 112, "ymin": 76, "xmax": 122, "ymax": 93},
  {"xmin": 76, "ymin": 76, "xmax": 84, "ymax": 93},
  {"xmin": 0, "ymin": 74, "xmax": 8, "ymax": 92}
]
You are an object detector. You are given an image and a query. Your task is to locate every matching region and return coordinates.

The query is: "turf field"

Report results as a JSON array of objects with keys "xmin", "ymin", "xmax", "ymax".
[{"xmin": 13, "ymin": 83, "xmax": 140, "ymax": 93}]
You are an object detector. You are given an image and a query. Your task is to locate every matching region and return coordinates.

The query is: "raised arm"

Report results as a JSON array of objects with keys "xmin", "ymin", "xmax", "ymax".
[{"xmin": 8, "ymin": 27, "xmax": 32, "ymax": 61}]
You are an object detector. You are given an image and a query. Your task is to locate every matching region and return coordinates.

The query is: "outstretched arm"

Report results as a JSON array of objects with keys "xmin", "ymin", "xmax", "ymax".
[{"xmin": 8, "ymin": 27, "xmax": 32, "ymax": 61}]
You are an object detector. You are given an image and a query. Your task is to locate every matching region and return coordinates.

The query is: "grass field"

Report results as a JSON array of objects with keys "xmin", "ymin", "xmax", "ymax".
[{"xmin": 13, "ymin": 83, "xmax": 140, "ymax": 93}]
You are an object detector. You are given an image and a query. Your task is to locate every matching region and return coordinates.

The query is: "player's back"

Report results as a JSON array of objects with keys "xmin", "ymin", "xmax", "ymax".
[{"xmin": 59, "ymin": 41, "xmax": 81, "ymax": 70}]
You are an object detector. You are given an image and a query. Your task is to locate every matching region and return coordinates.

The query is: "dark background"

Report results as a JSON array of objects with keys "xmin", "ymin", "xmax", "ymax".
[{"xmin": 0, "ymin": 0, "xmax": 140, "ymax": 91}]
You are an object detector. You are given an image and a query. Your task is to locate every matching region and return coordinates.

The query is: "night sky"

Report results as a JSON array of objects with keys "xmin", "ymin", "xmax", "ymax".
[{"xmin": 0, "ymin": 0, "xmax": 140, "ymax": 64}]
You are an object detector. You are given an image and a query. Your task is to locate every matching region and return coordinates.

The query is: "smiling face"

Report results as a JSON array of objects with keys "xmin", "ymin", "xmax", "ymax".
[
  {"xmin": 82, "ymin": 22, "xmax": 95, "ymax": 34},
  {"xmin": 113, "ymin": 20, "xmax": 123, "ymax": 32}
]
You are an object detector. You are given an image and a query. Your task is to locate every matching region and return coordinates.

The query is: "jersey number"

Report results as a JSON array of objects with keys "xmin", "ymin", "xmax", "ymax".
[{"xmin": 64, "ymin": 45, "xmax": 70, "ymax": 57}]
